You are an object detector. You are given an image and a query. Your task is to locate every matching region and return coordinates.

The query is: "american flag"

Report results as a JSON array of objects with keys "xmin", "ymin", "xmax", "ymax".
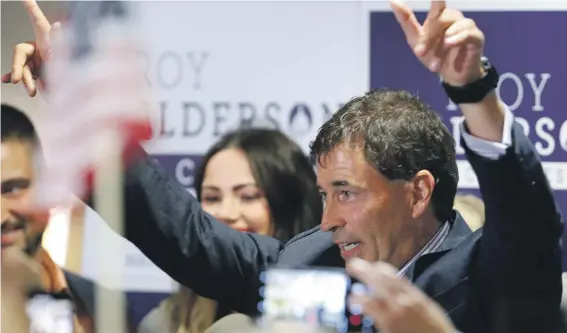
[{"xmin": 33, "ymin": 1, "xmax": 153, "ymax": 209}]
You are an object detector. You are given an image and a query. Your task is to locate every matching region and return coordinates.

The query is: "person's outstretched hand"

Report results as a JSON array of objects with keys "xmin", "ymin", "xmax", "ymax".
[
  {"xmin": 390, "ymin": 0, "xmax": 485, "ymax": 87},
  {"xmin": 1, "ymin": 0, "xmax": 62, "ymax": 96}
]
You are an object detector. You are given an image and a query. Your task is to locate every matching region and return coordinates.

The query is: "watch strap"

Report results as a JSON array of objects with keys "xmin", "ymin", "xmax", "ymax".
[{"xmin": 442, "ymin": 57, "xmax": 499, "ymax": 104}]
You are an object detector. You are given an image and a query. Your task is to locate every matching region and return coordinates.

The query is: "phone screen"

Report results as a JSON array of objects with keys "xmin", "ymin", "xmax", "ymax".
[{"xmin": 257, "ymin": 267, "xmax": 350, "ymax": 332}]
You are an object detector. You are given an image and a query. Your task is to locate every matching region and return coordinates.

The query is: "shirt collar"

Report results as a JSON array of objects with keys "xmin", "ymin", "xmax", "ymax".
[{"xmin": 397, "ymin": 221, "xmax": 451, "ymax": 277}]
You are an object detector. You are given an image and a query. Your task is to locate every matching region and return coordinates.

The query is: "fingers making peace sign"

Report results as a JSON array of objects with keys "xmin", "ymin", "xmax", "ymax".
[
  {"xmin": 2, "ymin": 0, "xmax": 61, "ymax": 96},
  {"xmin": 390, "ymin": 0, "xmax": 485, "ymax": 87}
]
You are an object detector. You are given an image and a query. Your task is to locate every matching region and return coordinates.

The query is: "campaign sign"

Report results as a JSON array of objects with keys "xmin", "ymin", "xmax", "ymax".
[
  {"xmin": 370, "ymin": 11, "xmax": 567, "ymax": 266},
  {"xmin": 152, "ymin": 154, "xmax": 203, "ymax": 196}
]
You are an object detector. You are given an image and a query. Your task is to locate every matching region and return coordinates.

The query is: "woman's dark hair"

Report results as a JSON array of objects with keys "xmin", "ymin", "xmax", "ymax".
[{"xmin": 194, "ymin": 128, "xmax": 322, "ymax": 243}]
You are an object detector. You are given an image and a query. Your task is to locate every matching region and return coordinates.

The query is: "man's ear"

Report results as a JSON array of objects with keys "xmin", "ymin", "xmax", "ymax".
[{"xmin": 408, "ymin": 170, "xmax": 436, "ymax": 219}]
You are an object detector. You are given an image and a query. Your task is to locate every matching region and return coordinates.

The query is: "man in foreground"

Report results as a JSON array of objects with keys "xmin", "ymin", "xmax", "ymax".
[
  {"xmin": 6, "ymin": 0, "xmax": 563, "ymax": 332},
  {"xmin": 1, "ymin": 104, "xmax": 135, "ymax": 333},
  {"xmin": 1, "ymin": 104, "xmax": 91, "ymax": 332}
]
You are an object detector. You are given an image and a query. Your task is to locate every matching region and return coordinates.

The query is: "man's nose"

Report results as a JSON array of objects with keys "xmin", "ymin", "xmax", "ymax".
[{"xmin": 320, "ymin": 203, "xmax": 346, "ymax": 232}]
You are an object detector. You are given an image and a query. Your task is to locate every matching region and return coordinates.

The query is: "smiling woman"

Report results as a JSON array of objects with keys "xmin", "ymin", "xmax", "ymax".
[{"xmin": 195, "ymin": 128, "xmax": 321, "ymax": 240}]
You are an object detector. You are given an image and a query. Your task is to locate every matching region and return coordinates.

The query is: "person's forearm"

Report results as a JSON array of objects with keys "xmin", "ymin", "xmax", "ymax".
[{"xmin": 459, "ymin": 91, "xmax": 506, "ymax": 143}]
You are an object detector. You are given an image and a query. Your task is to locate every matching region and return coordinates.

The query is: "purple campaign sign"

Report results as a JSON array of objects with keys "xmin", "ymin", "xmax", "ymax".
[
  {"xmin": 152, "ymin": 154, "xmax": 203, "ymax": 193},
  {"xmin": 370, "ymin": 11, "xmax": 567, "ymax": 266}
]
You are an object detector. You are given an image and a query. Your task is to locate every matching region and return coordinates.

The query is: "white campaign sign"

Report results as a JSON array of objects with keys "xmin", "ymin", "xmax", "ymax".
[{"xmin": 137, "ymin": 1, "xmax": 365, "ymax": 155}]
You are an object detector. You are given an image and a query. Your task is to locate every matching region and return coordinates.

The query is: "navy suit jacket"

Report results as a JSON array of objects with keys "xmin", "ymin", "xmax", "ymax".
[{"xmin": 89, "ymin": 122, "xmax": 563, "ymax": 333}]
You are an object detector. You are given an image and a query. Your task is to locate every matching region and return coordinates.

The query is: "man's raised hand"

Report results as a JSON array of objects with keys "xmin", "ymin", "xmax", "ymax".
[
  {"xmin": 1, "ymin": 0, "xmax": 61, "ymax": 96},
  {"xmin": 390, "ymin": 0, "xmax": 485, "ymax": 86}
]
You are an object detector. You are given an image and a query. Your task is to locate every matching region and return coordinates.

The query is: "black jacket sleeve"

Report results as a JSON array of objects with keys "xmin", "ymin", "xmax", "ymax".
[
  {"xmin": 86, "ymin": 146, "xmax": 283, "ymax": 315},
  {"xmin": 465, "ymin": 122, "xmax": 564, "ymax": 333}
]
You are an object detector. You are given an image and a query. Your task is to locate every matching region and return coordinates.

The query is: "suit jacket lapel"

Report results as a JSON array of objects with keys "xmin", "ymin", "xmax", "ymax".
[
  {"xmin": 404, "ymin": 212, "xmax": 470, "ymax": 280},
  {"xmin": 405, "ymin": 212, "xmax": 478, "ymax": 312}
]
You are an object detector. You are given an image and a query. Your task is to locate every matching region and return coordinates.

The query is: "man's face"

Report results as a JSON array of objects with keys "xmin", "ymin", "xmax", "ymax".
[
  {"xmin": 317, "ymin": 145, "xmax": 416, "ymax": 267},
  {"xmin": 1, "ymin": 139, "xmax": 43, "ymax": 254}
]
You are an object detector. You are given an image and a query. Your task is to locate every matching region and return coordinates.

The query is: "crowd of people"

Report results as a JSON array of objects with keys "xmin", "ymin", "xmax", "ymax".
[{"xmin": 1, "ymin": 0, "xmax": 565, "ymax": 333}]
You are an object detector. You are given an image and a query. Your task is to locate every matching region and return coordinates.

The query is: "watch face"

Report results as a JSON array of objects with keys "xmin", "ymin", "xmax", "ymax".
[
  {"xmin": 480, "ymin": 56, "xmax": 491, "ymax": 69},
  {"xmin": 25, "ymin": 293, "xmax": 74, "ymax": 333}
]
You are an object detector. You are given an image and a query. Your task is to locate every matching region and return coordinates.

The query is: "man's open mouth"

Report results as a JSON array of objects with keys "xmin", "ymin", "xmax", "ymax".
[
  {"xmin": 1, "ymin": 220, "xmax": 25, "ymax": 249},
  {"xmin": 338, "ymin": 242, "xmax": 361, "ymax": 258}
]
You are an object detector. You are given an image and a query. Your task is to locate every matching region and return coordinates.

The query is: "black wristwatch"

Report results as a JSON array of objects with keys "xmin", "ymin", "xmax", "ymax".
[{"xmin": 442, "ymin": 56, "xmax": 499, "ymax": 104}]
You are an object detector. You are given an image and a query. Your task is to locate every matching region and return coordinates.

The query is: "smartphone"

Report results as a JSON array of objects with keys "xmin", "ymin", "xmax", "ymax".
[{"xmin": 257, "ymin": 266, "xmax": 352, "ymax": 332}]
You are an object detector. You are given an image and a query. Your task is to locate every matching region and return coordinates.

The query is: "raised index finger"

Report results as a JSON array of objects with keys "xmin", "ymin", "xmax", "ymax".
[
  {"xmin": 426, "ymin": 0, "xmax": 446, "ymax": 21},
  {"xmin": 389, "ymin": 0, "xmax": 421, "ymax": 46},
  {"xmin": 423, "ymin": 0, "xmax": 447, "ymax": 33},
  {"xmin": 416, "ymin": 0, "xmax": 447, "ymax": 55},
  {"xmin": 22, "ymin": 0, "xmax": 51, "ymax": 37}
]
